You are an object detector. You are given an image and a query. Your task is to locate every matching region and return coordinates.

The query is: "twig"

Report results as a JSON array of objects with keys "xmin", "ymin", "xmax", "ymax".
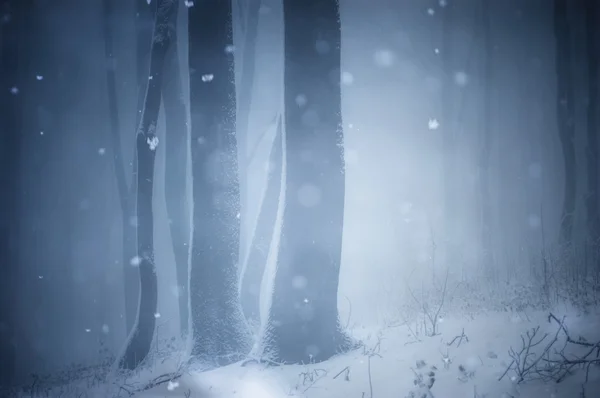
[
  {"xmin": 447, "ymin": 328, "xmax": 469, "ymax": 347},
  {"xmin": 333, "ymin": 366, "xmax": 350, "ymax": 380}
]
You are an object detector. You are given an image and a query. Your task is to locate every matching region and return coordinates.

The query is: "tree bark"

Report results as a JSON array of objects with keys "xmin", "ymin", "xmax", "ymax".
[
  {"xmin": 261, "ymin": 0, "xmax": 349, "ymax": 364},
  {"xmin": 585, "ymin": 0, "xmax": 600, "ymax": 269},
  {"xmin": 188, "ymin": 0, "xmax": 252, "ymax": 366},
  {"xmin": 236, "ymin": 0, "xmax": 261, "ymax": 265},
  {"xmin": 161, "ymin": 0, "xmax": 190, "ymax": 338},
  {"xmin": 240, "ymin": 116, "xmax": 282, "ymax": 327},
  {"xmin": 553, "ymin": 0, "xmax": 577, "ymax": 249},
  {"xmin": 478, "ymin": 0, "xmax": 494, "ymax": 278},
  {"xmin": 102, "ymin": 0, "xmax": 139, "ymax": 335},
  {"xmin": 116, "ymin": 0, "xmax": 176, "ymax": 370},
  {"xmin": 0, "ymin": 0, "xmax": 29, "ymax": 386}
]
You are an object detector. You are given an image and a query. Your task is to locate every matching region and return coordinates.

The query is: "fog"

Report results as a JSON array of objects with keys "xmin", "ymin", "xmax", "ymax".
[{"xmin": 1, "ymin": 0, "xmax": 598, "ymax": 397}]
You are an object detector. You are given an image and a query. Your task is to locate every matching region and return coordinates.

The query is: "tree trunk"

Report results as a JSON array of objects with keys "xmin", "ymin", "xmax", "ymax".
[
  {"xmin": 261, "ymin": 0, "xmax": 349, "ymax": 364},
  {"xmin": 188, "ymin": 0, "xmax": 252, "ymax": 366},
  {"xmin": 241, "ymin": 116, "xmax": 282, "ymax": 327},
  {"xmin": 553, "ymin": 0, "xmax": 577, "ymax": 250},
  {"xmin": 478, "ymin": 0, "xmax": 494, "ymax": 278},
  {"xmin": 0, "ymin": 0, "xmax": 29, "ymax": 386},
  {"xmin": 161, "ymin": 0, "xmax": 189, "ymax": 338},
  {"xmin": 441, "ymin": 1, "xmax": 459, "ymax": 269},
  {"xmin": 116, "ymin": 0, "xmax": 176, "ymax": 370},
  {"xmin": 102, "ymin": 0, "xmax": 139, "ymax": 335},
  {"xmin": 236, "ymin": 0, "xmax": 261, "ymax": 265},
  {"xmin": 585, "ymin": 0, "xmax": 600, "ymax": 270}
]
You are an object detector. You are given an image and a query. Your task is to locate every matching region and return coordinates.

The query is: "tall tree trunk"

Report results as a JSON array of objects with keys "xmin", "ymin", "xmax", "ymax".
[
  {"xmin": 441, "ymin": 1, "xmax": 459, "ymax": 269},
  {"xmin": 261, "ymin": 0, "xmax": 349, "ymax": 364},
  {"xmin": 0, "ymin": 0, "xmax": 29, "ymax": 386},
  {"xmin": 553, "ymin": 0, "xmax": 577, "ymax": 250},
  {"xmin": 188, "ymin": 0, "xmax": 252, "ymax": 366},
  {"xmin": 102, "ymin": 0, "xmax": 139, "ymax": 335},
  {"xmin": 478, "ymin": 0, "xmax": 494, "ymax": 278},
  {"xmin": 236, "ymin": 0, "xmax": 261, "ymax": 265},
  {"xmin": 161, "ymin": 0, "xmax": 189, "ymax": 338},
  {"xmin": 585, "ymin": 0, "xmax": 600, "ymax": 270},
  {"xmin": 116, "ymin": 0, "xmax": 176, "ymax": 370},
  {"xmin": 241, "ymin": 116, "xmax": 282, "ymax": 327}
]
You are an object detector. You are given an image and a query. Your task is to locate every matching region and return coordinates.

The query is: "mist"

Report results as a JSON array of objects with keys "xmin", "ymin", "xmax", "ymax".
[{"xmin": 1, "ymin": 0, "xmax": 599, "ymax": 397}]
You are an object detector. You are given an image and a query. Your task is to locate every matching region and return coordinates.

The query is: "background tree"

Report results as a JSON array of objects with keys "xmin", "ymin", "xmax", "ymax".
[
  {"xmin": 102, "ymin": 0, "xmax": 138, "ymax": 335},
  {"xmin": 0, "ymin": 0, "xmax": 29, "ymax": 386},
  {"xmin": 236, "ymin": 0, "xmax": 261, "ymax": 264},
  {"xmin": 241, "ymin": 115, "xmax": 282, "ymax": 327},
  {"xmin": 261, "ymin": 0, "xmax": 349, "ymax": 364},
  {"xmin": 161, "ymin": 0, "xmax": 189, "ymax": 337},
  {"xmin": 441, "ymin": 1, "xmax": 460, "ymax": 270},
  {"xmin": 478, "ymin": 0, "xmax": 494, "ymax": 277},
  {"xmin": 116, "ymin": 0, "xmax": 177, "ymax": 370},
  {"xmin": 188, "ymin": 0, "xmax": 252, "ymax": 365},
  {"xmin": 553, "ymin": 0, "xmax": 576, "ymax": 250},
  {"xmin": 585, "ymin": 0, "xmax": 599, "ymax": 270}
]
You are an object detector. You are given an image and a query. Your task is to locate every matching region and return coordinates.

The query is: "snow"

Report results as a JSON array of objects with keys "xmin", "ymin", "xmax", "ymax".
[
  {"xmin": 454, "ymin": 71, "xmax": 469, "ymax": 87},
  {"xmin": 373, "ymin": 50, "xmax": 395, "ymax": 68},
  {"xmin": 428, "ymin": 118, "xmax": 439, "ymax": 130},
  {"xmin": 295, "ymin": 94, "xmax": 307, "ymax": 107},
  {"xmin": 341, "ymin": 71, "xmax": 354, "ymax": 85},
  {"xmin": 201, "ymin": 74, "xmax": 214, "ymax": 82},
  {"xmin": 11, "ymin": 309, "xmax": 599, "ymax": 397}
]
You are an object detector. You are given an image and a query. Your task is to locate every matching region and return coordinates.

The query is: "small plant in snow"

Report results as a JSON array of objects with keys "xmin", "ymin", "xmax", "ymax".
[{"xmin": 406, "ymin": 269, "xmax": 451, "ymax": 337}]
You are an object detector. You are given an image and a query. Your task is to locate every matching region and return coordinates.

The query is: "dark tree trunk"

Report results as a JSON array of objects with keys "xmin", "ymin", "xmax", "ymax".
[
  {"xmin": 102, "ymin": 0, "xmax": 139, "ymax": 335},
  {"xmin": 0, "ymin": 0, "xmax": 29, "ymax": 387},
  {"xmin": 188, "ymin": 0, "xmax": 252, "ymax": 366},
  {"xmin": 160, "ymin": 0, "xmax": 189, "ymax": 338},
  {"xmin": 478, "ymin": 0, "xmax": 494, "ymax": 277},
  {"xmin": 117, "ymin": 0, "xmax": 177, "ymax": 370},
  {"xmin": 241, "ymin": 116, "xmax": 282, "ymax": 327},
  {"xmin": 553, "ymin": 0, "xmax": 577, "ymax": 249},
  {"xmin": 236, "ymin": 0, "xmax": 261, "ymax": 263},
  {"xmin": 261, "ymin": 0, "xmax": 349, "ymax": 364},
  {"xmin": 585, "ymin": 0, "xmax": 600, "ymax": 269}
]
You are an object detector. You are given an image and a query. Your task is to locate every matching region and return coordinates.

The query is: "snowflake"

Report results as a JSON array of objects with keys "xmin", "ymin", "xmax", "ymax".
[
  {"xmin": 147, "ymin": 135, "xmax": 159, "ymax": 151},
  {"xmin": 130, "ymin": 256, "xmax": 142, "ymax": 266},
  {"xmin": 184, "ymin": 0, "xmax": 194, "ymax": 7},
  {"xmin": 428, "ymin": 118, "xmax": 439, "ymax": 130},
  {"xmin": 201, "ymin": 74, "xmax": 214, "ymax": 82}
]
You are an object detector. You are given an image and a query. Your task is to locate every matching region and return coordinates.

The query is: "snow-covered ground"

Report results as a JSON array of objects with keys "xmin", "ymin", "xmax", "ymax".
[{"xmin": 13, "ymin": 305, "xmax": 600, "ymax": 398}]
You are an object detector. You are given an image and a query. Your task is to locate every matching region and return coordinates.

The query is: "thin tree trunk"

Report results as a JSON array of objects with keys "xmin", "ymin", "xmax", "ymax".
[
  {"xmin": 116, "ymin": 0, "xmax": 176, "ymax": 370},
  {"xmin": 161, "ymin": 2, "xmax": 189, "ymax": 337},
  {"xmin": 479, "ymin": 0, "xmax": 494, "ymax": 278},
  {"xmin": 0, "ymin": 0, "xmax": 28, "ymax": 386},
  {"xmin": 240, "ymin": 116, "xmax": 282, "ymax": 327},
  {"xmin": 553, "ymin": 0, "xmax": 577, "ymax": 250},
  {"xmin": 102, "ymin": 0, "xmax": 139, "ymax": 335},
  {"xmin": 262, "ymin": 0, "xmax": 349, "ymax": 364},
  {"xmin": 585, "ymin": 0, "xmax": 600, "ymax": 270},
  {"xmin": 188, "ymin": 0, "xmax": 252, "ymax": 366},
  {"xmin": 442, "ymin": 1, "xmax": 459, "ymax": 269},
  {"xmin": 237, "ymin": 0, "xmax": 261, "ymax": 264}
]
